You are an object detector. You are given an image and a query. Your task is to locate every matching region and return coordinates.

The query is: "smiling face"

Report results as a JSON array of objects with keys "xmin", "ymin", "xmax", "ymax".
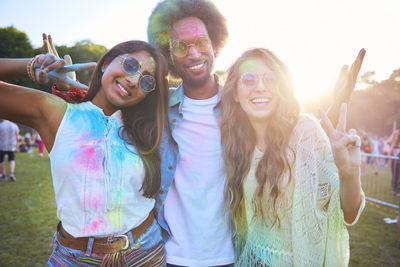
[
  {"xmin": 170, "ymin": 17, "xmax": 215, "ymax": 88},
  {"xmin": 236, "ymin": 59, "xmax": 279, "ymax": 124},
  {"xmin": 94, "ymin": 50, "xmax": 156, "ymax": 115}
]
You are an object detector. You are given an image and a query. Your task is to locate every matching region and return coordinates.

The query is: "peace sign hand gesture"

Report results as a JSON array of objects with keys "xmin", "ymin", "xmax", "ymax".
[
  {"xmin": 34, "ymin": 34, "xmax": 96, "ymax": 91},
  {"xmin": 320, "ymin": 103, "xmax": 361, "ymax": 180}
]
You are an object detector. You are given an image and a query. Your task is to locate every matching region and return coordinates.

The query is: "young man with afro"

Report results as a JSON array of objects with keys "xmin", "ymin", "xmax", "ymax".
[{"xmin": 148, "ymin": 1, "xmax": 233, "ymax": 266}]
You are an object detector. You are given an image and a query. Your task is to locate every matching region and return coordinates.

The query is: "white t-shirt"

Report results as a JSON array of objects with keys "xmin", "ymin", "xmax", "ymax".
[
  {"xmin": 164, "ymin": 94, "xmax": 234, "ymax": 266},
  {"xmin": 373, "ymin": 139, "xmax": 380, "ymax": 155},
  {"xmin": 0, "ymin": 120, "xmax": 19, "ymax": 151}
]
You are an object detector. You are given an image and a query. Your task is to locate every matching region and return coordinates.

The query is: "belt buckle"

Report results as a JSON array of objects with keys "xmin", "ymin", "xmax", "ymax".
[{"xmin": 116, "ymin": 234, "xmax": 129, "ymax": 250}]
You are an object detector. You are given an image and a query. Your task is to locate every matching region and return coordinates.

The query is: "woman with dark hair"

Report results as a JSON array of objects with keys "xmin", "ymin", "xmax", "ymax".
[
  {"xmin": 220, "ymin": 48, "xmax": 365, "ymax": 266},
  {"xmin": 0, "ymin": 40, "xmax": 169, "ymax": 266}
]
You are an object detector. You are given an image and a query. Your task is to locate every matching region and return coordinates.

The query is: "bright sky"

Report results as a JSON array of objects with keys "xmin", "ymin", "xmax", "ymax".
[{"xmin": 1, "ymin": 0, "xmax": 399, "ymax": 102}]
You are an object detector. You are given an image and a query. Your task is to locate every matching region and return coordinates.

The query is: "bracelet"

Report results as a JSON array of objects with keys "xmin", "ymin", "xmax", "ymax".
[
  {"xmin": 26, "ymin": 55, "xmax": 40, "ymax": 82},
  {"xmin": 31, "ymin": 55, "xmax": 40, "ymax": 82},
  {"xmin": 26, "ymin": 58, "xmax": 35, "ymax": 81}
]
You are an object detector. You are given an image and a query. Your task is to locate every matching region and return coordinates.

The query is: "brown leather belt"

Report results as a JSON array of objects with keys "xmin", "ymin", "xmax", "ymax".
[{"xmin": 56, "ymin": 211, "xmax": 154, "ymax": 254}]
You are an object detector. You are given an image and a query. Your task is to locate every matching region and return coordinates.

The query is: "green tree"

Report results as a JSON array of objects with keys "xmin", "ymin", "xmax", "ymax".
[
  {"xmin": 347, "ymin": 69, "xmax": 400, "ymax": 136},
  {"xmin": 0, "ymin": 26, "xmax": 38, "ymax": 90},
  {"xmin": 35, "ymin": 40, "xmax": 107, "ymax": 85},
  {"xmin": 67, "ymin": 40, "xmax": 107, "ymax": 84},
  {"xmin": 359, "ymin": 71, "xmax": 378, "ymax": 87},
  {"xmin": 0, "ymin": 26, "xmax": 34, "ymax": 58}
]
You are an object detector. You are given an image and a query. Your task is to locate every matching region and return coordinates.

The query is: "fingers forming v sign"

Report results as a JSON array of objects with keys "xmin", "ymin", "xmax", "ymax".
[
  {"xmin": 320, "ymin": 103, "xmax": 361, "ymax": 179},
  {"xmin": 33, "ymin": 34, "xmax": 66, "ymax": 85},
  {"xmin": 38, "ymin": 33, "xmax": 96, "ymax": 91}
]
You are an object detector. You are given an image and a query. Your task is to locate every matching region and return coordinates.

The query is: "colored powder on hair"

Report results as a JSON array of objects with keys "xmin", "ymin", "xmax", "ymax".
[{"xmin": 240, "ymin": 60, "xmax": 256, "ymax": 73}]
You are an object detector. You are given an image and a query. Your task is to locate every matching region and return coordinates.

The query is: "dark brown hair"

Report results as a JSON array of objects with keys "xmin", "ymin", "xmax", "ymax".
[{"xmin": 84, "ymin": 40, "xmax": 169, "ymax": 198}]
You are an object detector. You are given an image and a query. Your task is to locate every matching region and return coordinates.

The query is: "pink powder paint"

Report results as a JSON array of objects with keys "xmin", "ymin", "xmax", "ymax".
[
  {"xmin": 73, "ymin": 138, "xmax": 103, "ymax": 173},
  {"xmin": 171, "ymin": 20, "xmax": 200, "ymax": 40},
  {"xmin": 88, "ymin": 219, "xmax": 104, "ymax": 233},
  {"xmin": 87, "ymin": 188, "xmax": 106, "ymax": 210}
]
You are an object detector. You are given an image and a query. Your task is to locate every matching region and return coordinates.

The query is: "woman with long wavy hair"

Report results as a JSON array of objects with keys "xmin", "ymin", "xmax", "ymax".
[
  {"xmin": 221, "ymin": 48, "xmax": 365, "ymax": 266},
  {"xmin": 0, "ymin": 40, "xmax": 169, "ymax": 266}
]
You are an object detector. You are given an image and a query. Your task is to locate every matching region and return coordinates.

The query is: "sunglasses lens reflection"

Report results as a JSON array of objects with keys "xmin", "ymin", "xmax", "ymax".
[
  {"xmin": 240, "ymin": 73, "xmax": 258, "ymax": 89},
  {"xmin": 172, "ymin": 42, "xmax": 188, "ymax": 57},
  {"xmin": 195, "ymin": 37, "xmax": 210, "ymax": 52},
  {"xmin": 139, "ymin": 75, "xmax": 156, "ymax": 92},
  {"xmin": 123, "ymin": 57, "xmax": 140, "ymax": 74},
  {"xmin": 172, "ymin": 37, "xmax": 210, "ymax": 57}
]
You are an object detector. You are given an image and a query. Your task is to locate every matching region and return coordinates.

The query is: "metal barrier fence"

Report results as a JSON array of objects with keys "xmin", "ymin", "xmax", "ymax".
[{"xmin": 361, "ymin": 153, "xmax": 399, "ymax": 209}]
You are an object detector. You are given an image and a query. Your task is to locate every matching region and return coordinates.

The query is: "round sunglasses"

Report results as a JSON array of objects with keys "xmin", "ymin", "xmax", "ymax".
[
  {"xmin": 169, "ymin": 36, "xmax": 211, "ymax": 58},
  {"xmin": 118, "ymin": 55, "xmax": 156, "ymax": 93},
  {"xmin": 239, "ymin": 72, "xmax": 276, "ymax": 91}
]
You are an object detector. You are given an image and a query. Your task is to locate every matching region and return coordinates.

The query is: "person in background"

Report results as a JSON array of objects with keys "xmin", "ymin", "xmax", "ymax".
[
  {"xmin": 16, "ymin": 134, "xmax": 23, "ymax": 152},
  {"xmin": 387, "ymin": 122, "xmax": 400, "ymax": 197},
  {"xmin": 388, "ymin": 123, "xmax": 400, "ymax": 249},
  {"xmin": 33, "ymin": 130, "xmax": 45, "ymax": 156},
  {"xmin": 371, "ymin": 135, "xmax": 380, "ymax": 175},
  {"xmin": 361, "ymin": 132, "xmax": 373, "ymax": 176},
  {"xmin": 0, "ymin": 119, "xmax": 19, "ymax": 182},
  {"xmin": 24, "ymin": 131, "xmax": 33, "ymax": 153}
]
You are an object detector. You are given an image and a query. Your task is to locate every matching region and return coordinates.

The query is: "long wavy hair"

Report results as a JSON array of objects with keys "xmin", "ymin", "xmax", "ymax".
[
  {"xmin": 221, "ymin": 48, "xmax": 301, "ymax": 237},
  {"xmin": 83, "ymin": 40, "xmax": 169, "ymax": 198}
]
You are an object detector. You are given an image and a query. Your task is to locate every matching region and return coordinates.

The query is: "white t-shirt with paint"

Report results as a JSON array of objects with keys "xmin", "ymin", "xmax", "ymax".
[{"xmin": 164, "ymin": 94, "xmax": 234, "ymax": 266}]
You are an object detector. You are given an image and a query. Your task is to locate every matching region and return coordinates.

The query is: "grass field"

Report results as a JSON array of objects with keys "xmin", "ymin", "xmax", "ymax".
[{"xmin": 0, "ymin": 149, "xmax": 399, "ymax": 266}]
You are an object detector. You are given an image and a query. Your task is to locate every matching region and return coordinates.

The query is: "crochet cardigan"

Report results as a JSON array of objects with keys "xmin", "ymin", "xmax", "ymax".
[{"xmin": 237, "ymin": 115, "xmax": 365, "ymax": 267}]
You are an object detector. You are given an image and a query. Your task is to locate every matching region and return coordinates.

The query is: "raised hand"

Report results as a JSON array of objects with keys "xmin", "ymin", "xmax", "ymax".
[
  {"xmin": 320, "ymin": 103, "xmax": 361, "ymax": 179},
  {"xmin": 33, "ymin": 34, "xmax": 96, "ymax": 91},
  {"xmin": 326, "ymin": 49, "xmax": 366, "ymax": 128},
  {"xmin": 42, "ymin": 61, "xmax": 96, "ymax": 91}
]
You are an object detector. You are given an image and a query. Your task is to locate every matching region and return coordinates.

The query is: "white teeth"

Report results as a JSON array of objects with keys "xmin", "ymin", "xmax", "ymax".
[
  {"xmin": 189, "ymin": 63, "xmax": 204, "ymax": 70},
  {"xmin": 117, "ymin": 83, "xmax": 128, "ymax": 95},
  {"xmin": 251, "ymin": 98, "xmax": 270, "ymax": 103}
]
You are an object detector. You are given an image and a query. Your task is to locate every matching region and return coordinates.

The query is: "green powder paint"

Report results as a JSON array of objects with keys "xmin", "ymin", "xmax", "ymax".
[
  {"xmin": 149, "ymin": 57, "xmax": 156, "ymax": 71},
  {"xmin": 239, "ymin": 60, "xmax": 256, "ymax": 74}
]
